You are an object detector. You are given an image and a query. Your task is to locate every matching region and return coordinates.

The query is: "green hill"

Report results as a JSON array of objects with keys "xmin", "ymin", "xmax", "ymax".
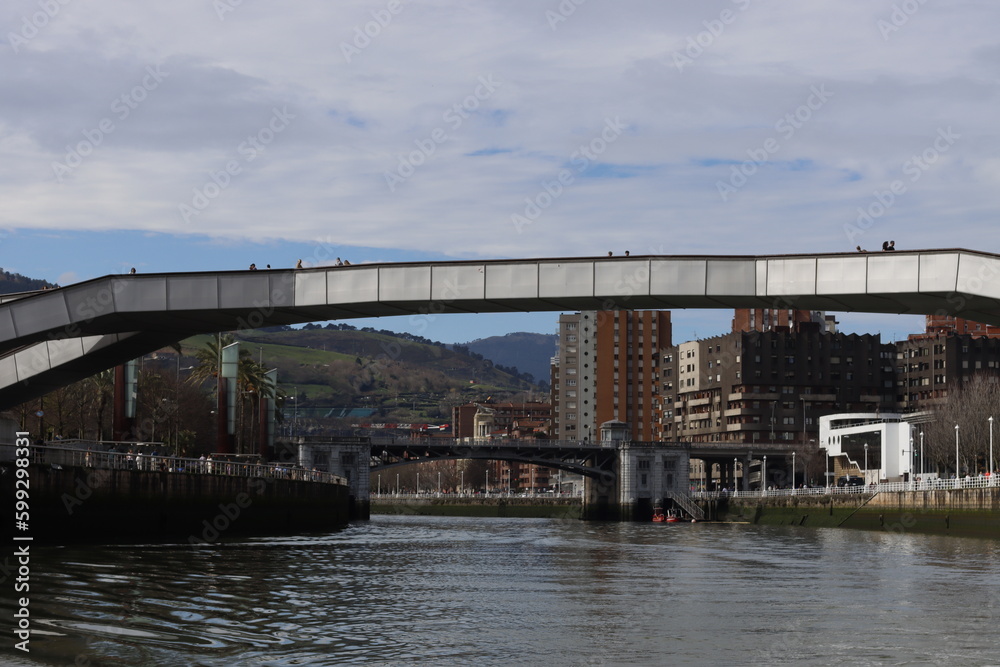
[{"xmin": 180, "ymin": 326, "xmax": 544, "ymax": 424}]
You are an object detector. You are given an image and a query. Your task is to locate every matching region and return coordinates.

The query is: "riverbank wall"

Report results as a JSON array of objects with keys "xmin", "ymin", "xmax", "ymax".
[
  {"xmin": 372, "ymin": 496, "xmax": 582, "ymax": 519},
  {"xmin": 706, "ymin": 488, "xmax": 1000, "ymax": 539},
  {"xmin": 6, "ymin": 463, "xmax": 351, "ymax": 544}
]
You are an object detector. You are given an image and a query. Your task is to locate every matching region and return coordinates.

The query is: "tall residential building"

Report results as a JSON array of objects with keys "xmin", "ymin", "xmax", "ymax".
[
  {"xmin": 552, "ymin": 312, "xmax": 597, "ymax": 441},
  {"xmin": 895, "ymin": 333, "xmax": 1000, "ymax": 409},
  {"xmin": 660, "ymin": 329, "xmax": 896, "ymax": 444},
  {"xmin": 551, "ymin": 310, "xmax": 671, "ymax": 442}
]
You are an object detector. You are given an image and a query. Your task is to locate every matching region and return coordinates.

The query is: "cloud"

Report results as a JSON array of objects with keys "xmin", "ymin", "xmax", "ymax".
[{"xmin": 0, "ymin": 0, "xmax": 997, "ymax": 264}]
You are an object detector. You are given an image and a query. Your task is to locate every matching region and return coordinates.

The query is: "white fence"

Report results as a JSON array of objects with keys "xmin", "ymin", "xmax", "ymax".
[{"xmin": 695, "ymin": 474, "xmax": 999, "ymax": 500}]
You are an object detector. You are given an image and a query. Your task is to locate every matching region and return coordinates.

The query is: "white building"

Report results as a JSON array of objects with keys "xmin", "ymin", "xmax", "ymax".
[{"xmin": 819, "ymin": 412, "xmax": 921, "ymax": 483}]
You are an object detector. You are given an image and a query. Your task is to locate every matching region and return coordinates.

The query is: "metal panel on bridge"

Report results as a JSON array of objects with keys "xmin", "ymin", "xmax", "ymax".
[
  {"xmin": 167, "ymin": 275, "xmax": 220, "ymax": 310},
  {"xmin": 430, "ymin": 264, "xmax": 486, "ymax": 302},
  {"xmin": 957, "ymin": 253, "xmax": 1000, "ymax": 299},
  {"xmin": 867, "ymin": 254, "xmax": 919, "ymax": 294},
  {"xmin": 539, "ymin": 261, "xmax": 594, "ymax": 298},
  {"xmin": 816, "ymin": 256, "xmax": 868, "ymax": 295},
  {"xmin": 706, "ymin": 258, "xmax": 756, "ymax": 295},
  {"xmin": 379, "ymin": 265, "xmax": 431, "ymax": 302},
  {"xmin": 764, "ymin": 258, "xmax": 816, "ymax": 296},
  {"xmin": 115, "ymin": 276, "xmax": 168, "ymax": 312},
  {"xmin": 484, "ymin": 262, "xmax": 538, "ymax": 301}
]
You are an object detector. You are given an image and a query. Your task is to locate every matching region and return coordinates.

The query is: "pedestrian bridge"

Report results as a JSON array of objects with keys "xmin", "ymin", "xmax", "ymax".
[{"xmin": 2, "ymin": 248, "xmax": 999, "ymax": 407}]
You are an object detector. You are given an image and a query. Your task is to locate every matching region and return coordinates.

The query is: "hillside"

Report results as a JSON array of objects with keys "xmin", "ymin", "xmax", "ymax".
[
  {"xmin": 0, "ymin": 268, "xmax": 57, "ymax": 293},
  {"xmin": 463, "ymin": 332, "xmax": 556, "ymax": 385},
  {"xmin": 180, "ymin": 325, "xmax": 544, "ymax": 424}
]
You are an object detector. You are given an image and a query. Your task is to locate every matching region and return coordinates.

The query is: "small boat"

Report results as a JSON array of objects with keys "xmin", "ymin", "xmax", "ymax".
[
  {"xmin": 652, "ymin": 507, "xmax": 667, "ymax": 522},
  {"xmin": 665, "ymin": 509, "xmax": 682, "ymax": 523}
]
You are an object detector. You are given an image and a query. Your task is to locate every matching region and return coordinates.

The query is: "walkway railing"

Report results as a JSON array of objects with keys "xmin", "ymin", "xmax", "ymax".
[
  {"xmin": 694, "ymin": 475, "xmax": 999, "ymax": 500},
  {"xmin": 372, "ymin": 491, "xmax": 582, "ymax": 500},
  {"xmin": 0, "ymin": 443, "xmax": 346, "ymax": 485}
]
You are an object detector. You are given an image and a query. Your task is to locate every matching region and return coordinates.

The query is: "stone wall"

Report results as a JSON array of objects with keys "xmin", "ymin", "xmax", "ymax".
[{"xmin": 6, "ymin": 463, "xmax": 350, "ymax": 544}]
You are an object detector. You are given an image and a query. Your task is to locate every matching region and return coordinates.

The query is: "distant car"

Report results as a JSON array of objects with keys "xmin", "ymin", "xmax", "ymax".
[{"xmin": 837, "ymin": 476, "xmax": 865, "ymax": 487}]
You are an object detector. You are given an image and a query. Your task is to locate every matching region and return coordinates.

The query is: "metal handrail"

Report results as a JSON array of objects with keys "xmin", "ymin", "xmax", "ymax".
[
  {"xmin": 694, "ymin": 474, "xmax": 999, "ymax": 499},
  {"xmin": 0, "ymin": 443, "xmax": 346, "ymax": 485}
]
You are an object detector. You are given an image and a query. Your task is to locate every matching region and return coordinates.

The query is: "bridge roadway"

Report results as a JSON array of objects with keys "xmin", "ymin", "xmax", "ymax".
[
  {"xmin": 367, "ymin": 437, "xmax": 797, "ymax": 481},
  {"xmin": 3, "ymin": 248, "xmax": 999, "ymax": 408}
]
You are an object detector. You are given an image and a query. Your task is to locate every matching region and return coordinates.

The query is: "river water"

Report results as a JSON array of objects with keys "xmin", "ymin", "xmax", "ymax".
[{"xmin": 4, "ymin": 515, "xmax": 1000, "ymax": 666}]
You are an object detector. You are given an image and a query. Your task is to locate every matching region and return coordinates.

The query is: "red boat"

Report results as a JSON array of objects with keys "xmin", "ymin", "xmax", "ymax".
[{"xmin": 653, "ymin": 507, "xmax": 683, "ymax": 523}]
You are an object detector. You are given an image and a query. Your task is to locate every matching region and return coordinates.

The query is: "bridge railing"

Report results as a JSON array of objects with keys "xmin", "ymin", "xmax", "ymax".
[
  {"xmin": 693, "ymin": 474, "xmax": 998, "ymax": 499},
  {"xmin": 0, "ymin": 443, "xmax": 346, "ymax": 485}
]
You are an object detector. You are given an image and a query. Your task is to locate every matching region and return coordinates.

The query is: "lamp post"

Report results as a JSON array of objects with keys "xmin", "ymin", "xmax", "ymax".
[
  {"xmin": 792, "ymin": 451, "xmax": 796, "ymax": 490},
  {"xmin": 825, "ymin": 448, "xmax": 830, "ymax": 491},
  {"xmin": 416, "ymin": 472, "xmax": 420, "ymax": 495},
  {"xmin": 734, "ymin": 457, "xmax": 738, "ymax": 493},
  {"xmin": 377, "ymin": 473, "xmax": 381, "ymax": 497},
  {"xmin": 460, "ymin": 470, "xmax": 464, "ymax": 495},
  {"xmin": 396, "ymin": 473, "xmax": 399, "ymax": 494},
  {"xmin": 955, "ymin": 424, "xmax": 960, "ymax": 481},
  {"xmin": 762, "ymin": 455, "xmax": 767, "ymax": 496},
  {"xmin": 864, "ymin": 443, "xmax": 869, "ymax": 485},
  {"xmin": 919, "ymin": 431, "xmax": 924, "ymax": 477},
  {"xmin": 990, "ymin": 416, "xmax": 995, "ymax": 480},
  {"xmin": 909, "ymin": 435, "xmax": 914, "ymax": 482},
  {"xmin": 438, "ymin": 471, "xmax": 441, "ymax": 495},
  {"xmin": 486, "ymin": 469, "xmax": 489, "ymax": 494}
]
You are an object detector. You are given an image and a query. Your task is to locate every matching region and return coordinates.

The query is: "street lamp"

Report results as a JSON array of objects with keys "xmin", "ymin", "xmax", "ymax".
[
  {"xmin": 416, "ymin": 472, "xmax": 420, "ymax": 495},
  {"xmin": 396, "ymin": 473, "xmax": 400, "ymax": 494},
  {"xmin": 377, "ymin": 473, "xmax": 381, "ymax": 496},
  {"xmin": 825, "ymin": 448, "xmax": 830, "ymax": 491},
  {"xmin": 461, "ymin": 470, "xmax": 464, "ymax": 495},
  {"xmin": 438, "ymin": 471, "xmax": 441, "ymax": 495},
  {"xmin": 864, "ymin": 443, "xmax": 869, "ymax": 485},
  {"xmin": 955, "ymin": 424, "xmax": 960, "ymax": 481},
  {"xmin": 990, "ymin": 416, "xmax": 995, "ymax": 480},
  {"xmin": 734, "ymin": 457, "xmax": 738, "ymax": 493},
  {"xmin": 920, "ymin": 431, "xmax": 924, "ymax": 477},
  {"xmin": 762, "ymin": 455, "xmax": 767, "ymax": 496},
  {"xmin": 792, "ymin": 451, "xmax": 796, "ymax": 490},
  {"xmin": 486, "ymin": 469, "xmax": 489, "ymax": 494}
]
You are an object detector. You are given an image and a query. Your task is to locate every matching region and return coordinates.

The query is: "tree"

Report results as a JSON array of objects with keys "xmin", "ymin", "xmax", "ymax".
[{"xmin": 921, "ymin": 374, "xmax": 1000, "ymax": 475}]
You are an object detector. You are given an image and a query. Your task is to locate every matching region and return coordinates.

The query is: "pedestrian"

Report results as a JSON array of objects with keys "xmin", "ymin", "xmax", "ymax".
[
  {"xmin": 608, "ymin": 251, "xmax": 613, "ymax": 256},
  {"xmin": 624, "ymin": 250, "xmax": 630, "ymax": 257},
  {"xmin": 129, "ymin": 267, "xmax": 136, "ymax": 274},
  {"xmin": 295, "ymin": 259, "xmax": 303, "ymax": 269},
  {"xmin": 881, "ymin": 241, "xmax": 889, "ymax": 251},
  {"xmin": 249, "ymin": 263, "xmax": 257, "ymax": 270},
  {"xmin": 334, "ymin": 257, "xmax": 343, "ymax": 267},
  {"xmin": 888, "ymin": 240, "xmax": 896, "ymax": 251},
  {"xmin": 856, "ymin": 245, "xmax": 866, "ymax": 253}
]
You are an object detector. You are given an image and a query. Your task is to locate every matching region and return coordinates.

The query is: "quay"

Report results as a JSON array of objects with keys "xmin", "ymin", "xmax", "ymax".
[
  {"xmin": 696, "ymin": 480, "xmax": 1000, "ymax": 538},
  {"xmin": 371, "ymin": 493, "xmax": 582, "ymax": 519},
  {"xmin": 1, "ymin": 442, "xmax": 352, "ymax": 543}
]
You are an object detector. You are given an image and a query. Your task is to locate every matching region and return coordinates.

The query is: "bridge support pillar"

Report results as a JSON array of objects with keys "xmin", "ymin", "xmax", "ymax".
[
  {"xmin": 588, "ymin": 442, "xmax": 691, "ymax": 521},
  {"xmin": 296, "ymin": 437, "xmax": 371, "ymax": 520}
]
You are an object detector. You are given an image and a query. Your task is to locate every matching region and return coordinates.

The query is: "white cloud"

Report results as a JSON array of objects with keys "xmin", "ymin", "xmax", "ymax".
[{"xmin": 1, "ymin": 0, "xmax": 998, "ymax": 263}]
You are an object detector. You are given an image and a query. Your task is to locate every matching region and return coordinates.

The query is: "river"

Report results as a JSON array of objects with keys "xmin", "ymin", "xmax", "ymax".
[{"xmin": 4, "ymin": 516, "xmax": 1000, "ymax": 666}]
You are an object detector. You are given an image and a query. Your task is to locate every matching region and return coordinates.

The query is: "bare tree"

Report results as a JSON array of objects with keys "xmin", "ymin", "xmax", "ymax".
[{"xmin": 921, "ymin": 374, "xmax": 1000, "ymax": 475}]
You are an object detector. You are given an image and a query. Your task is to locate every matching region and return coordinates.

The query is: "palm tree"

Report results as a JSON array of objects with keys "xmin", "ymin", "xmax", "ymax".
[{"xmin": 189, "ymin": 334, "xmax": 276, "ymax": 453}]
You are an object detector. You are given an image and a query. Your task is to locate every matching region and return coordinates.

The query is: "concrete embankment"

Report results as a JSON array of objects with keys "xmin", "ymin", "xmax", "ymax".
[
  {"xmin": 372, "ymin": 496, "xmax": 582, "ymax": 519},
  {"xmin": 704, "ymin": 488, "xmax": 1000, "ymax": 539},
  {"xmin": 6, "ymin": 464, "xmax": 351, "ymax": 543}
]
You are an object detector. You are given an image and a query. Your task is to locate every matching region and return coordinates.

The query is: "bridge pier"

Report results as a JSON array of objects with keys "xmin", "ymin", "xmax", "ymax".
[{"xmin": 296, "ymin": 437, "xmax": 371, "ymax": 520}]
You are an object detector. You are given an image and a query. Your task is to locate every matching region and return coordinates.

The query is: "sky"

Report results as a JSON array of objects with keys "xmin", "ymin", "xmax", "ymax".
[{"xmin": 1, "ymin": 0, "xmax": 995, "ymax": 344}]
